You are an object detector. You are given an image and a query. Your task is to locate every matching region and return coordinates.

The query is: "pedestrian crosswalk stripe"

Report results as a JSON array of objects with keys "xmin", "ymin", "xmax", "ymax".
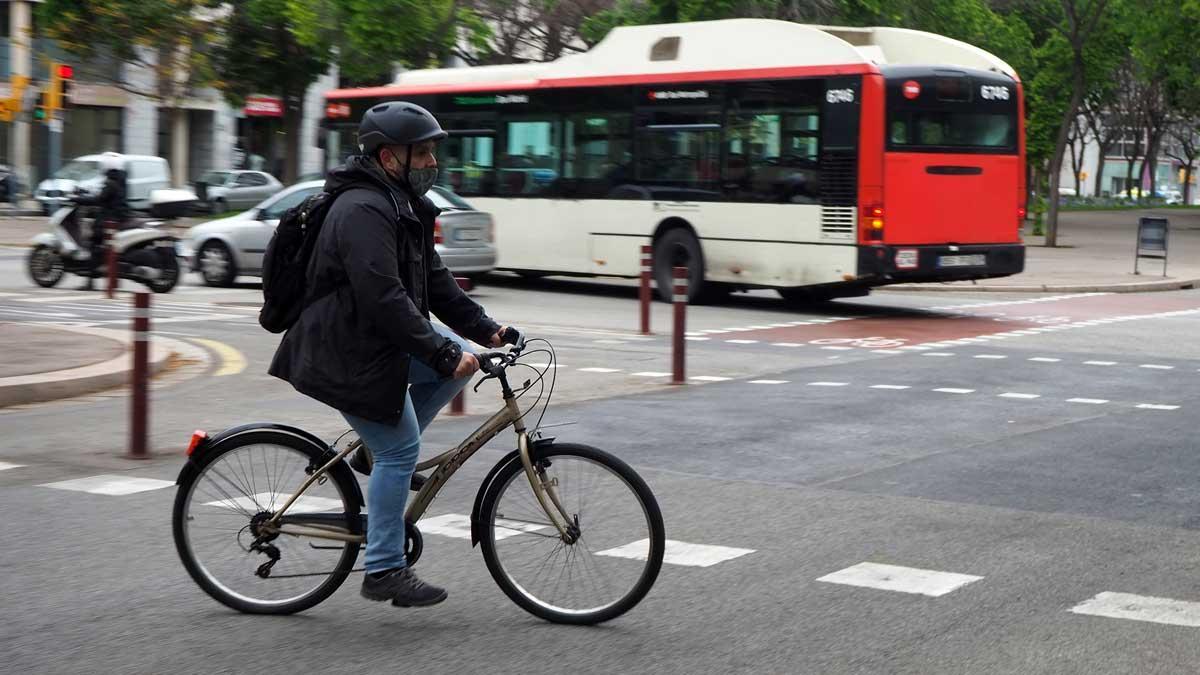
[
  {"xmin": 817, "ymin": 562, "xmax": 982, "ymax": 597},
  {"xmin": 203, "ymin": 493, "xmax": 343, "ymax": 514},
  {"xmin": 0, "ymin": 461, "xmax": 24, "ymax": 471},
  {"xmin": 41, "ymin": 475, "xmax": 175, "ymax": 496},
  {"xmin": 1070, "ymin": 592, "xmax": 1200, "ymax": 628},
  {"xmin": 596, "ymin": 539, "xmax": 755, "ymax": 567},
  {"xmin": 420, "ymin": 513, "xmax": 548, "ymax": 541}
]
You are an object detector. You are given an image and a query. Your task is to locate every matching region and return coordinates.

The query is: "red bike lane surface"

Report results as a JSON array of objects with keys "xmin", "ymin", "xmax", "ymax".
[{"xmin": 730, "ymin": 294, "xmax": 1200, "ymax": 347}]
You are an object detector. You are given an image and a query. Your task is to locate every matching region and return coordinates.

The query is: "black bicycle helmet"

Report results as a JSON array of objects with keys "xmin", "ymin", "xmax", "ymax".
[{"xmin": 357, "ymin": 101, "xmax": 448, "ymax": 154}]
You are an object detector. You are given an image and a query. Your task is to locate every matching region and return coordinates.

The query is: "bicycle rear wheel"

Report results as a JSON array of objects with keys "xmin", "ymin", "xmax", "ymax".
[
  {"xmin": 172, "ymin": 431, "xmax": 362, "ymax": 614},
  {"xmin": 478, "ymin": 443, "xmax": 664, "ymax": 624}
]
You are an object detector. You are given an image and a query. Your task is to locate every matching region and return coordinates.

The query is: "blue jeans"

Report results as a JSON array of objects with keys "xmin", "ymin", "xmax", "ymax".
[{"xmin": 341, "ymin": 324, "xmax": 475, "ymax": 573}]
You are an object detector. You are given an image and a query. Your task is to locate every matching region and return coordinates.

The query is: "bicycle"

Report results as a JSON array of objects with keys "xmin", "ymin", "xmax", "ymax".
[{"xmin": 171, "ymin": 335, "xmax": 665, "ymax": 625}]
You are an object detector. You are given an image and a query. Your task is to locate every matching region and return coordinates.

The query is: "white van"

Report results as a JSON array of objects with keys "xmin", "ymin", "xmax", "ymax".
[{"xmin": 36, "ymin": 154, "xmax": 172, "ymax": 215}]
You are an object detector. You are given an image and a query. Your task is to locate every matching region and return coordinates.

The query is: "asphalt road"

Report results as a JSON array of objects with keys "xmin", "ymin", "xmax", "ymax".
[{"xmin": 4, "ymin": 251, "xmax": 1200, "ymax": 674}]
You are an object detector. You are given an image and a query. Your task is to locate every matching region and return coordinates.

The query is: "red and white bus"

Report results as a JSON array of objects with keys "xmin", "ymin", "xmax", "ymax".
[{"xmin": 320, "ymin": 19, "xmax": 1026, "ymax": 302}]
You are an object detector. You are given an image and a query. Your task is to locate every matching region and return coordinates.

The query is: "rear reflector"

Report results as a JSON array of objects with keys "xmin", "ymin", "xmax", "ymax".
[{"xmin": 186, "ymin": 430, "xmax": 208, "ymax": 456}]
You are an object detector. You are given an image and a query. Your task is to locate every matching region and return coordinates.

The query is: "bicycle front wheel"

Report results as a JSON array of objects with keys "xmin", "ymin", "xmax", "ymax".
[
  {"xmin": 172, "ymin": 431, "xmax": 362, "ymax": 614},
  {"xmin": 478, "ymin": 443, "xmax": 665, "ymax": 624}
]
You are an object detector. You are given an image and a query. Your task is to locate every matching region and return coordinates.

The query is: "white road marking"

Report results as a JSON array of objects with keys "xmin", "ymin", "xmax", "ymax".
[
  {"xmin": 1068, "ymin": 398, "xmax": 1110, "ymax": 405},
  {"xmin": 771, "ymin": 342, "xmax": 804, "ymax": 347},
  {"xmin": 808, "ymin": 382, "xmax": 849, "ymax": 387},
  {"xmin": 690, "ymin": 376, "xmax": 732, "ymax": 382},
  {"xmin": 821, "ymin": 346, "xmax": 853, "ymax": 351},
  {"xmin": 1137, "ymin": 404, "xmax": 1180, "ymax": 411},
  {"xmin": 750, "ymin": 380, "xmax": 789, "ymax": 385},
  {"xmin": 817, "ymin": 562, "xmax": 982, "ymax": 597},
  {"xmin": 1070, "ymin": 592, "xmax": 1200, "ymax": 628},
  {"xmin": 420, "ymin": 513, "xmax": 549, "ymax": 541},
  {"xmin": 746, "ymin": 325, "xmax": 772, "ymax": 330},
  {"xmin": 726, "ymin": 339, "xmax": 759, "ymax": 344},
  {"xmin": 1084, "ymin": 361, "xmax": 1117, "ymax": 366},
  {"xmin": 578, "ymin": 367, "xmax": 621, "ymax": 373},
  {"xmin": 685, "ymin": 336, "xmax": 711, "ymax": 341},
  {"xmin": 1139, "ymin": 364, "xmax": 1174, "ymax": 370},
  {"xmin": 14, "ymin": 294, "xmax": 98, "ymax": 303},
  {"xmin": 632, "ymin": 372, "xmax": 671, "ymax": 378},
  {"xmin": 934, "ymin": 388, "xmax": 975, "ymax": 394},
  {"xmin": 974, "ymin": 355, "xmax": 1007, "ymax": 359},
  {"xmin": 769, "ymin": 323, "xmax": 793, "ymax": 328},
  {"xmin": 0, "ymin": 461, "xmax": 25, "ymax": 471},
  {"xmin": 203, "ymin": 493, "xmax": 344, "ymax": 514},
  {"xmin": 1029, "ymin": 357, "xmax": 1061, "ymax": 363},
  {"xmin": 999, "ymin": 393, "xmax": 1041, "ymax": 400},
  {"xmin": 596, "ymin": 539, "xmax": 755, "ymax": 567},
  {"xmin": 593, "ymin": 339, "xmax": 627, "ymax": 345},
  {"xmin": 872, "ymin": 350, "xmax": 906, "ymax": 354},
  {"xmin": 922, "ymin": 353, "xmax": 956, "ymax": 357},
  {"xmin": 871, "ymin": 385, "xmax": 911, "ymax": 390},
  {"xmin": 41, "ymin": 475, "xmax": 174, "ymax": 496}
]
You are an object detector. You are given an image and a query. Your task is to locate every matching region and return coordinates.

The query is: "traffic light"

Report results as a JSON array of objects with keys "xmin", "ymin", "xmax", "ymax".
[
  {"xmin": 33, "ymin": 90, "xmax": 47, "ymax": 121},
  {"xmin": 49, "ymin": 62, "xmax": 73, "ymax": 111}
]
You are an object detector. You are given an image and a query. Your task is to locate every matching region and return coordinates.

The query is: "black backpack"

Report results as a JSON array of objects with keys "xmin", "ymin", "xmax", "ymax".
[{"xmin": 258, "ymin": 188, "xmax": 346, "ymax": 333}]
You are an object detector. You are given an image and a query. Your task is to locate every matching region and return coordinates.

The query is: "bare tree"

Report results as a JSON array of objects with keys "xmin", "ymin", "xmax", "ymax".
[
  {"xmin": 1165, "ymin": 117, "xmax": 1200, "ymax": 204},
  {"xmin": 1066, "ymin": 114, "xmax": 1089, "ymax": 196},
  {"xmin": 1112, "ymin": 58, "xmax": 1146, "ymax": 199},
  {"xmin": 1138, "ymin": 78, "xmax": 1170, "ymax": 202},
  {"xmin": 1080, "ymin": 92, "xmax": 1120, "ymax": 197}
]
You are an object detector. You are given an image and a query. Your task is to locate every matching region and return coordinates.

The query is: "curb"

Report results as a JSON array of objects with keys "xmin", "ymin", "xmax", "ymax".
[
  {"xmin": 0, "ymin": 324, "xmax": 173, "ymax": 407},
  {"xmin": 880, "ymin": 278, "xmax": 1200, "ymax": 294}
]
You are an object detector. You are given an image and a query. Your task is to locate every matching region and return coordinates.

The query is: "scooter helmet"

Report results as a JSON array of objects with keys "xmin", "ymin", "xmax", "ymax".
[
  {"xmin": 99, "ymin": 152, "xmax": 124, "ymax": 173},
  {"xmin": 357, "ymin": 102, "xmax": 447, "ymax": 155}
]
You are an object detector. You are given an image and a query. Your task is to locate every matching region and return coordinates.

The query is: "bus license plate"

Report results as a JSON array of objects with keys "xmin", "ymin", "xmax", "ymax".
[{"xmin": 938, "ymin": 254, "xmax": 986, "ymax": 268}]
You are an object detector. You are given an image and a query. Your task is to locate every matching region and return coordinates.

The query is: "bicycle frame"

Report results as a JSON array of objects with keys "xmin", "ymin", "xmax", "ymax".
[{"xmin": 262, "ymin": 377, "xmax": 575, "ymax": 544}]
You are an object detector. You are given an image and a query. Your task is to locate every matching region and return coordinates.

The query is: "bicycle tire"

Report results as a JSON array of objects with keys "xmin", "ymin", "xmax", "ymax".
[
  {"xmin": 478, "ymin": 442, "xmax": 665, "ymax": 625},
  {"xmin": 172, "ymin": 430, "xmax": 361, "ymax": 615}
]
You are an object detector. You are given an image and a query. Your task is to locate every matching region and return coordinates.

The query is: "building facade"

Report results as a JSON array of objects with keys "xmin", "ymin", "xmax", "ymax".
[{"xmin": 1058, "ymin": 116, "xmax": 1197, "ymax": 204}]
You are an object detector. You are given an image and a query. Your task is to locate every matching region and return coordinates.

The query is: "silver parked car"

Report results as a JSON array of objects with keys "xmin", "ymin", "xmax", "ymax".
[
  {"xmin": 181, "ymin": 181, "xmax": 497, "ymax": 287},
  {"xmin": 194, "ymin": 170, "xmax": 284, "ymax": 213}
]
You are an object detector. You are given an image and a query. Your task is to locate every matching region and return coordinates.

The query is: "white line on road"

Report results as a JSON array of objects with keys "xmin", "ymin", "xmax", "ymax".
[
  {"xmin": 934, "ymin": 388, "xmax": 975, "ymax": 394},
  {"xmin": 1139, "ymin": 364, "xmax": 1174, "ymax": 370},
  {"xmin": 1137, "ymin": 404, "xmax": 1181, "ymax": 411},
  {"xmin": 999, "ymin": 393, "xmax": 1041, "ymax": 400},
  {"xmin": 1029, "ymin": 357, "xmax": 1061, "ymax": 363},
  {"xmin": 420, "ymin": 513, "xmax": 548, "ymax": 541},
  {"xmin": 974, "ymin": 355, "xmax": 1007, "ymax": 360},
  {"xmin": 871, "ymin": 385, "xmax": 911, "ymax": 390},
  {"xmin": 821, "ymin": 346, "xmax": 854, "ymax": 351},
  {"xmin": 578, "ymin": 367, "xmax": 621, "ymax": 373},
  {"xmin": 0, "ymin": 461, "xmax": 24, "ymax": 471},
  {"xmin": 690, "ymin": 376, "xmax": 732, "ymax": 382},
  {"xmin": 40, "ymin": 475, "xmax": 174, "ymax": 496},
  {"xmin": 1070, "ymin": 592, "xmax": 1200, "ymax": 628},
  {"xmin": 749, "ymin": 380, "xmax": 789, "ymax": 385},
  {"xmin": 632, "ymin": 372, "xmax": 671, "ymax": 378},
  {"xmin": 871, "ymin": 350, "xmax": 906, "ymax": 354},
  {"xmin": 817, "ymin": 562, "xmax": 983, "ymax": 597},
  {"xmin": 1068, "ymin": 398, "xmax": 1110, "ymax": 405},
  {"xmin": 596, "ymin": 539, "xmax": 756, "ymax": 567},
  {"xmin": 13, "ymin": 294, "xmax": 98, "ymax": 303},
  {"xmin": 685, "ymin": 336, "xmax": 711, "ymax": 341},
  {"xmin": 1084, "ymin": 361, "xmax": 1117, "ymax": 366},
  {"xmin": 808, "ymin": 382, "xmax": 849, "ymax": 387},
  {"xmin": 922, "ymin": 353, "xmax": 956, "ymax": 357},
  {"xmin": 771, "ymin": 342, "xmax": 804, "ymax": 347},
  {"xmin": 726, "ymin": 339, "xmax": 759, "ymax": 344}
]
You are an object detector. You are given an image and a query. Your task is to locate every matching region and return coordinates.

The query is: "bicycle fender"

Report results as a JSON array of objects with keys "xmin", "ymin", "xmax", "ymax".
[
  {"xmin": 173, "ymin": 423, "xmax": 365, "ymax": 512},
  {"xmin": 470, "ymin": 436, "xmax": 556, "ymax": 547}
]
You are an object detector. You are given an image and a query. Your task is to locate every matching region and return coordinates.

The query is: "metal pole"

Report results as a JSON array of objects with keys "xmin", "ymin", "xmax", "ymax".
[
  {"xmin": 671, "ymin": 266, "xmax": 687, "ymax": 385},
  {"xmin": 128, "ymin": 292, "xmax": 150, "ymax": 459},
  {"xmin": 105, "ymin": 221, "xmax": 118, "ymax": 299},
  {"xmin": 640, "ymin": 245, "xmax": 652, "ymax": 335}
]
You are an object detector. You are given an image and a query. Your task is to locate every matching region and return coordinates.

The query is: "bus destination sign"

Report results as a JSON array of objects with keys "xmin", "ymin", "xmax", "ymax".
[{"xmin": 453, "ymin": 94, "xmax": 530, "ymax": 106}]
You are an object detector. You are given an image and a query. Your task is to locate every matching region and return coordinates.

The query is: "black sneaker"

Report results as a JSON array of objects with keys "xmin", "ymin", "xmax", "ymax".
[
  {"xmin": 361, "ymin": 568, "xmax": 447, "ymax": 607},
  {"xmin": 348, "ymin": 444, "xmax": 373, "ymax": 475}
]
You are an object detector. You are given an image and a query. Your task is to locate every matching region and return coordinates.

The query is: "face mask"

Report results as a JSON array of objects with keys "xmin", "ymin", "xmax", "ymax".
[{"xmin": 404, "ymin": 166, "xmax": 438, "ymax": 196}]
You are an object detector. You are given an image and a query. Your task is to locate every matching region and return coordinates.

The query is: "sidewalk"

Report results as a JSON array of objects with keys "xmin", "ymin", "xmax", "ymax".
[
  {"xmin": 883, "ymin": 208, "xmax": 1200, "ymax": 293},
  {"xmin": 0, "ymin": 322, "xmax": 173, "ymax": 407}
]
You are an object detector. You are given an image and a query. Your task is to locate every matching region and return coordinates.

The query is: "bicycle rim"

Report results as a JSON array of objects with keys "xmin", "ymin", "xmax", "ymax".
[
  {"xmin": 180, "ymin": 443, "xmax": 356, "ymax": 609},
  {"xmin": 485, "ymin": 451, "xmax": 660, "ymax": 620}
]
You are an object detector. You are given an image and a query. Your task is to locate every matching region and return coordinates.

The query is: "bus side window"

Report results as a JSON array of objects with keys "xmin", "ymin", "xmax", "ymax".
[
  {"xmin": 563, "ymin": 113, "xmax": 632, "ymax": 199},
  {"xmin": 437, "ymin": 133, "xmax": 495, "ymax": 196},
  {"xmin": 498, "ymin": 119, "xmax": 561, "ymax": 197},
  {"xmin": 723, "ymin": 109, "xmax": 820, "ymax": 204}
]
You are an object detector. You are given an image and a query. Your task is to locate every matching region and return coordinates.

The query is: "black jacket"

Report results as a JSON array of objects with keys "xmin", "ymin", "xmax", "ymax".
[
  {"xmin": 268, "ymin": 156, "xmax": 500, "ymax": 425},
  {"xmin": 75, "ymin": 169, "xmax": 128, "ymax": 244}
]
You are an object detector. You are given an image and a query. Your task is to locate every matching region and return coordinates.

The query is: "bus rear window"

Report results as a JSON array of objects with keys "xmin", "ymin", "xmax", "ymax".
[{"xmin": 888, "ymin": 111, "xmax": 1015, "ymax": 152}]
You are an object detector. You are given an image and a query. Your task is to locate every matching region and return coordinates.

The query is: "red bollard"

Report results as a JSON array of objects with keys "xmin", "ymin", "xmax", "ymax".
[
  {"xmin": 128, "ymin": 292, "xmax": 150, "ymax": 459},
  {"xmin": 105, "ymin": 221, "xmax": 118, "ymax": 299},
  {"xmin": 671, "ymin": 266, "xmax": 687, "ymax": 385},
  {"xmin": 639, "ymin": 245, "xmax": 653, "ymax": 335}
]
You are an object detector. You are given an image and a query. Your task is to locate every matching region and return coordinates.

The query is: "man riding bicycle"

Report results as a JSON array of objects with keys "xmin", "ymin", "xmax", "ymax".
[{"xmin": 269, "ymin": 102, "xmax": 515, "ymax": 608}]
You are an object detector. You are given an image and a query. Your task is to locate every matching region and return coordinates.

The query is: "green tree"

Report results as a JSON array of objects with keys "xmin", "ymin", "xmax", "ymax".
[{"xmin": 211, "ymin": 0, "xmax": 333, "ymax": 184}]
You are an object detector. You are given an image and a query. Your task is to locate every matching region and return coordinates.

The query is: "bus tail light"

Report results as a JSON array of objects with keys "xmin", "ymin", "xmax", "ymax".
[
  {"xmin": 863, "ymin": 204, "xmax": 885, "ymax": 241},
  {"xmin": 433, "ymin": 218, "xmax": 444, "ymax": 245},
  {"xmin": 1017, "ymin": 206, "xmax": 1027, "ymax": 224}
]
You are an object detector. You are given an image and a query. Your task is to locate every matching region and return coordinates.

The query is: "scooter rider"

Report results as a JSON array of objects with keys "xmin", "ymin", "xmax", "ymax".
[{"xmin": 72, "ymin": 152, "xmax": 129, "ymax": 290}]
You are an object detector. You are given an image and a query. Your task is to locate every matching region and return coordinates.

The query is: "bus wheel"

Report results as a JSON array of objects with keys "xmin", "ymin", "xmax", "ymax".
[{"xmin": 653, "ymin": 229, "xmax": 706, "ymax": 303}]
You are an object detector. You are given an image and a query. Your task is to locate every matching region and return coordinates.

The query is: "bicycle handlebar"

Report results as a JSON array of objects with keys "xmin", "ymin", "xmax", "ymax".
[{"xmin": 476, "ymin": 327, "xmax": 527, "ymax": 377}]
